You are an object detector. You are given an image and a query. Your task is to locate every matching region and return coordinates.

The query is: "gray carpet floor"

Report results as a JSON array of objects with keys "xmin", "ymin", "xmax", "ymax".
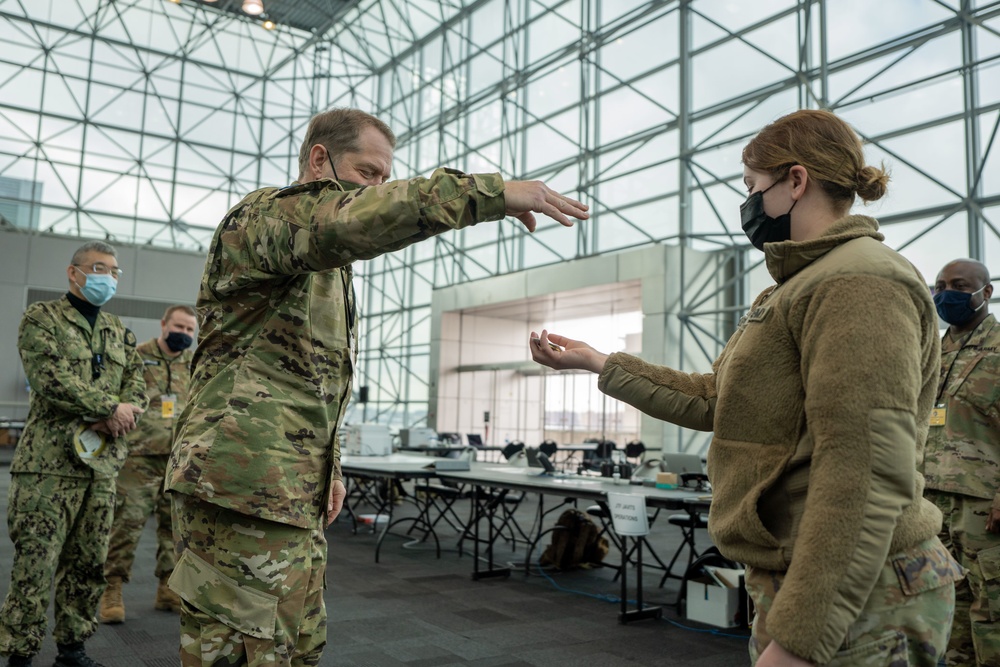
[{"xmin": 0, "ymin": 461, "xmax": 751, "ymax": 666}]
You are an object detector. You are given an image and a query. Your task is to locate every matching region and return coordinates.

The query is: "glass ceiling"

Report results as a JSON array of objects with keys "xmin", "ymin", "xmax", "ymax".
[{"xmin": 1, "ymin": 0, "xmax": 998, "ymax": 439}]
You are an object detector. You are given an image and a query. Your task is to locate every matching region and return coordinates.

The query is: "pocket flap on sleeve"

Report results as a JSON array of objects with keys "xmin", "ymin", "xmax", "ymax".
[
  {"xmin": 977, "ymin": 545, "xmax": 1000, "ymax": 582},
  {"xmin": 168, "ymin": 550, "xmax": 278, "ymax": 639},
  {"xmin": 892, "ymin": 540, "xmax": 965, "ymax": 596}
]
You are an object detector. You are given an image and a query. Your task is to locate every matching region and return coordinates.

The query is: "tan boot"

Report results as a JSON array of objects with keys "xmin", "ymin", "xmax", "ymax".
[
  {"xmin": 155, "ymin": 576, "xmax": 182, "ymax": 613},
  {"xmin": 99, "ymin": 576, "xmax": 125, "ymax": 624}
]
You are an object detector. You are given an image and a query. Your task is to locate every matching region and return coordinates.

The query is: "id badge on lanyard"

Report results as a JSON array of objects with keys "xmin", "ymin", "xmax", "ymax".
[
  {"xmin": 929, "ymin": 404, "xmax": 946, "ymax": 427},
  {"xmin": 161, "ymin": 394, "xmax": 177, "ymax": 419}
]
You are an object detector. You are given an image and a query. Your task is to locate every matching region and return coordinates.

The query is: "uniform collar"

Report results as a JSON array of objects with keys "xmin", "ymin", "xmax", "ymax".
[
  {"xmin": 61, "ymin": 293, "xmax": 102, "ymax": 332},
  {"xmin": 945, "ymin": 313, "xmax": 999, "ymax": 351},
  {"xmin": 763, "ymin": 215, "xmax": 884, "ymax": 283}
]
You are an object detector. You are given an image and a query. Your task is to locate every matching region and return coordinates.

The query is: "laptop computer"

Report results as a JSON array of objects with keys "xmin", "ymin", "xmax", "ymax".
[
  {"xmin": 466, "ymin": 433, "xmax": 483, "ymax": 447},
  {"xmin": 661, "ymin": 453, "xmax": 705, "ymax": 475}
]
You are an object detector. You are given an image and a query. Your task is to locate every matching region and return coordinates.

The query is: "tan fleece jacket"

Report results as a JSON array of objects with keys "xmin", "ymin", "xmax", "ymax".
[{"xmin": 598, "ymin": 215, "xmax": 942, "ymax": 664}]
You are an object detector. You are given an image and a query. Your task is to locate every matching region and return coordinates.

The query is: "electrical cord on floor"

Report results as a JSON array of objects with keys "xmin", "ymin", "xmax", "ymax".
[
  {"xmin": 521, "ymin": 554, "xmax": 749, "ymax": 640},
  {"xmin": 660, "ymin": 616, "xmax": 750, "ymax": 640}
]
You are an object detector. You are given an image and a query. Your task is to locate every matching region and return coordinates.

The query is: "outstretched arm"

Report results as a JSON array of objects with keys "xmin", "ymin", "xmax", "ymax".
[
  {"xmin": 529, "ymin": 329, "xmax": 608, "ymax": 374},
  {"xmin": 245, "ymin": 170, "xmax": 589, "ymax": 277},
  {"xmin": 529, "ymin": 329, "xmax": 717, "ymax": 431},
  {"xmin": 504, "ymin": 182, "xmax": 587, "ymax": 232}
]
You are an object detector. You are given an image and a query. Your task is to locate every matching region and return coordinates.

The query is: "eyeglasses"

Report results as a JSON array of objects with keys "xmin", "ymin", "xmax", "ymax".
[{"xmin": 73, "ymin": 262, "xmax": 123, "ymax": 279}]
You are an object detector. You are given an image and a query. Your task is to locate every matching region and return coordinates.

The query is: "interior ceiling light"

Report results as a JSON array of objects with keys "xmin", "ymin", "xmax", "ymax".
[
  {"xmin": 242, "ymin": 0, "xmax": 264, "ymax": 15},
  {"xmin": 262, "ymin": 19, "xmax": 276, "ymax": 30}
]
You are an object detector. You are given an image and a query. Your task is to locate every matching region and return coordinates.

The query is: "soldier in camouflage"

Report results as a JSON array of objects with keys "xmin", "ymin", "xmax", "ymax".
[
  {"xmin": 924, "ymin": 258, "xmax": 1000, "ymax": 667},
  {"xmin": 165, "ymin": 107, "xmax": 589, "ymax": 666},
  {"xmin": 0, "ymin": 241, "xmax": 148, "ymax": 667},
  {"xmin": 99, "ymin": 305, "xmax": 197, "ymax": 625}
]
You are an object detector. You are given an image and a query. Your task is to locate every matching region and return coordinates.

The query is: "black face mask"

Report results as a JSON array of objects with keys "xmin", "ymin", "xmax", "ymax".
[
  {"xmin": 327, "ymin": 148, "xmax": 364, "ymax": 190},
  {"xmin": 165, "ymin": 331, "xmax": 193, "ymax": 352},
  {"xmin": 934, "ymin": 286, "xmax": 986, "ymax": 326},
  {"xmin": 740, "ymin": 181, "xmax": 796, "ymax": 251}
]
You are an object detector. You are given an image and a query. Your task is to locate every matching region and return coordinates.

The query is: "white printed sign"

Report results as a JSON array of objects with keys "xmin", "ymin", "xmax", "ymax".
[{"xmin": 606, "ymin": 492, "xmax": 650, "ymax": 536}]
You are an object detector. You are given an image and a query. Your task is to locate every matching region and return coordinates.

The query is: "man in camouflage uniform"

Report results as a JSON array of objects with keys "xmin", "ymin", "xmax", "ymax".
[
  {"xmin": 99, "ymin": 305, "xmax": 197, "ymax": 624},
  {"xmin": 923, "ymin": 258, "xmax": 1000, "ymax": 667},
  {"xmin": 0, "ymin": 241, "xmax": 148, "ymax": 667},
  {"xmin": 165, "ymin": 107, "xmax": 588, "ymax": 666}
]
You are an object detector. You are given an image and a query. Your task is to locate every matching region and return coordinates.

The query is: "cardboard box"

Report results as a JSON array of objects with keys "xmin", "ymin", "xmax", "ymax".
[
  {"xmin": 655, "ymin": 471, "xmax": 678, "ymax": 489},
  {"xmin": 686, "ymin": 574, "xmax": 744, "ymax": 628}
]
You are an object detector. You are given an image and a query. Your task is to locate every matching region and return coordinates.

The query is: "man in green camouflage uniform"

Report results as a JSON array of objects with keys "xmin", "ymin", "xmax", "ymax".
[
  {"xmin": 923, "ymin": 258, "xmax": 1000, "ymax": 667},
  {"xmin": 165, "ymin": 107, "xmax": 588, "ymax": 666},
  {"xmin": 0, "ymin": 241, "xmax": 148, "ymax": 667},
  {"xmin": 99, "ymin": 305, "xmax": 197, "ymax": 624}
]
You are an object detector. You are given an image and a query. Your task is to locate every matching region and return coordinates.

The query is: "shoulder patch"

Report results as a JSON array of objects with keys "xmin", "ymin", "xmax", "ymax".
[{"xmin": 124, "ymin": 329, "xmax": 137, "ymax": 347}]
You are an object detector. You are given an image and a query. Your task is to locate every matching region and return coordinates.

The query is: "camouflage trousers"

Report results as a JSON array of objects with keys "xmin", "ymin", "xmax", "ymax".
[
  {"xmin": 928, "ymin": 490, "xmax": 1000, "ymax": 667},
  {"xmin": 746, "ymin": 537, "xmax": 960, "ymax": 666},
  {"xmin": 0, "ymin": 473, "xmax": 115, "ymax": 658},
  {"xmin": 169, "ymin": 493, "xmax": 327, "ymax": 667},
  {"xmin": 105, "ymin": 454, "xmax": 174, "ymax": 581}
]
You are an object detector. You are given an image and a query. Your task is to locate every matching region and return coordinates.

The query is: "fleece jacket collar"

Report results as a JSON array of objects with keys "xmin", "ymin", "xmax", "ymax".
[{"xmin": 763, "ymin": 215, "xmax": 885, "ymax": 283}]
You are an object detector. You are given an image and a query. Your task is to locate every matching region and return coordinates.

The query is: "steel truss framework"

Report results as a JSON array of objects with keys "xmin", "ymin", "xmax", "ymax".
[{"xmin": 1, "ymin": 0, "xmax": 998, "ymax": 452}]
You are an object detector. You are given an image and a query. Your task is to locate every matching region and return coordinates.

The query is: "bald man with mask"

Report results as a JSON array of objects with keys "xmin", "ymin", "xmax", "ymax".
[{"xmin": 924, "ymin": 258, "xmax": 1000, "ymax": 667}]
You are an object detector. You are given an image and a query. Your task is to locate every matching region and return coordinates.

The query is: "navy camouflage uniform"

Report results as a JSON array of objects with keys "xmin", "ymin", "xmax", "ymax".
[{"xmin": 0, "ymin": 296, "xmax": 146, "ymax": 659}]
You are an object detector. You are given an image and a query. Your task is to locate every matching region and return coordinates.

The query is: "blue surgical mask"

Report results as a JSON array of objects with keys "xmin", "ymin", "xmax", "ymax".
[
  {"xmin": 73, "ymin": 267, "xmax": 117, "ymax": 307},
  {"xmin": 933, "ymin": 285, "xmax": 986, "ymax": 326}
]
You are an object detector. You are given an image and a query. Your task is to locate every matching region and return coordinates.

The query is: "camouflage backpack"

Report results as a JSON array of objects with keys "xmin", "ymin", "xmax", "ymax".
[{"xmin": 540, "ymin": 509, "xmax": 609, "ymax": 570}]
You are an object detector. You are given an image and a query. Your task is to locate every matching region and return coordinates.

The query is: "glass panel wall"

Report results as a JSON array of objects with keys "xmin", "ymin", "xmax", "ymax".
[{"xmin": 4, "ymin": 0, "xmax": 998, "ymax": 451}]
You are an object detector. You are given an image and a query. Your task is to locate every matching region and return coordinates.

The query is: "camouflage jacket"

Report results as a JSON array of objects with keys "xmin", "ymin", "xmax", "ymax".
[
  {"xmin": 127, "ymin": 338, "xmax": 193, "ymax": 456},
  {"xmin": 923, "ymin": 314, "xmax": 1000, "ymax": 505},
  {"xmin": 14, "ymin": 295, "xmax": 148, "ymax": 479},
  {"xmin": 167, "ymin": 169, "xmax": 506, "ymax": 528}
]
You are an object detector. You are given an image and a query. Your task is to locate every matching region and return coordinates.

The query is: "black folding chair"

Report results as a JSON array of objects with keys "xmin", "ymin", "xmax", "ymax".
[{"xmin": 625, "ymin": 440, "xmax": 645, "ymax": 465}]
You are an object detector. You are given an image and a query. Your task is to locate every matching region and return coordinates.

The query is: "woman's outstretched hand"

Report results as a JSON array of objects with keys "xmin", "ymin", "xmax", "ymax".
[{"xmin": 529, "ymin": 329, "xmax": 609, "ymax": 375}]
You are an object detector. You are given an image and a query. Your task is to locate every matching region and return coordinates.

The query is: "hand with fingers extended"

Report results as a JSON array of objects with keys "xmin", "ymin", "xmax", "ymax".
[
  {"xmin": 503, "ymin": 180, "xmax": 589, "ymax": 232},
  {"xmin": 529, "ymin": 329, "xmax": 609, "ymax": 375}
]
